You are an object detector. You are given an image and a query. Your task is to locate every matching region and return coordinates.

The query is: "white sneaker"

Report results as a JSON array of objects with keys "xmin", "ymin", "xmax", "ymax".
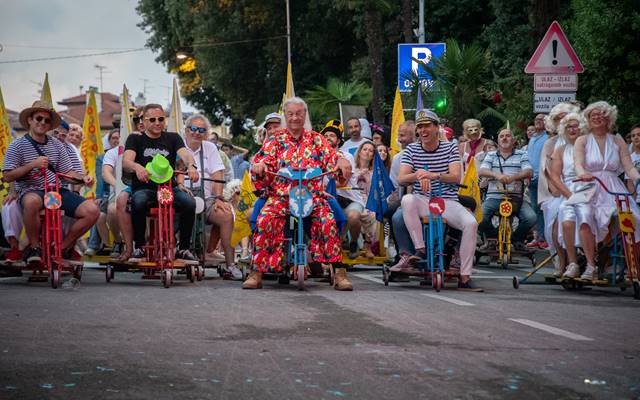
[
  {"xmin": 563, "ymin": 262, "xmax": 580, "ymax": 278},
  {"xmin": 580, "ymin": 264, "xmax": 597, "ymax": 281},
  {"xmin": 205, "ymin": 251, "xmax": 226, "ymax": 262},
  {"xmin": 227, "ymin": 265, "xmax": 244, "ymax": 280}
]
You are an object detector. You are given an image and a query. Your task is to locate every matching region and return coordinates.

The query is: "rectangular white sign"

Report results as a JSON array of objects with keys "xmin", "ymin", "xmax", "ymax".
[
  {"xmin": 534, "ymin": 74, "xmax": 578, "ymax": 92},
  {"xmin": 533, "ymin": 92, "xmax": 576, "ymax": 113}
]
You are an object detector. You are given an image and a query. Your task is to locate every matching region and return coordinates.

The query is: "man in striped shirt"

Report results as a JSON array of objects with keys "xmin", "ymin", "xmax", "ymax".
[
  {"xmin": 478, "ymin": 129, "xmax": 535, "ymax": 247},
  {"xmin": 2, "ymin": 101, "xmax": 99, "ymax": 265},
  {"xmin": 395, "ymin": 109, "xmax": 482, "ymax": 291}
]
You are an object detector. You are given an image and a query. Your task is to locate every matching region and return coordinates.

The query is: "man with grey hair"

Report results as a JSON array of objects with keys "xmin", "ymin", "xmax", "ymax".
[{"xmin": 245, "ymin": 97, "xmax": 354, "ymax": 290}]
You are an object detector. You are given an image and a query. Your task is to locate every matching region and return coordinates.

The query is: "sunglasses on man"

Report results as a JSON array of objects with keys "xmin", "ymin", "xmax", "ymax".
[
  {"xmin": 145, "ymin": 116, "xmax": 165, "ymax": 123},
  {"xmin": 189, "ymin": 125, "xmax": 207, "ymax": 134},
  {"xmin": 33, "ymin": 115, "xmax": 51, "ymax": 124}
]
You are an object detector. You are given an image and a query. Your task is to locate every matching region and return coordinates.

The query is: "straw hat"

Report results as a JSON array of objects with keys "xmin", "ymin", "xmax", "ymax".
[{"xmin": 19, "ymin": 100, "xmax": 61, "ymax": 129}]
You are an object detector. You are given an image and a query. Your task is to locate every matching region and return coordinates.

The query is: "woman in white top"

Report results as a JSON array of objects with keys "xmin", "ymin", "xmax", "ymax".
[
  {"xmin": 353, "ymin": 141, "xmax": 378, "ymax": 258},
  {"xmin": 547, "ymin": 113, "xmax": 588, "ymax": 277},
  {"xmin": 536, "ymin": 103, "xmax": 581, "ymax": 257},
  {"xmin": 625, "ymin": 124, "xmax": 640, "ymax": 202},
  {"xmin": 573, "ymin": 101, "xmax": 640, "ymax": 280}
]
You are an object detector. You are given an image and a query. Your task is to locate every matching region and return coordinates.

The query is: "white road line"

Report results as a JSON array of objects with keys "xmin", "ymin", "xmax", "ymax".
[
  {"xmin": 421, "ymin": 293, "xmax": 475, "ymax": 306},
  {"xmin": 473, "ymin": 268, "xmax": 494, "ymax": 274},
  {"xmin": 351, "ymin": 272, "xmax": 401, "ymax": 286},
  {"xmin": 509, "ymin": 318, "xmax": 594, "ymax": 341}
]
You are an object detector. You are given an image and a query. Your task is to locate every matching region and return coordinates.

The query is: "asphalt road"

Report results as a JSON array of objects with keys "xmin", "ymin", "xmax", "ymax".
[{"xmin": 1, "ymin": 260, "xmax": 639, "ymax": 400}]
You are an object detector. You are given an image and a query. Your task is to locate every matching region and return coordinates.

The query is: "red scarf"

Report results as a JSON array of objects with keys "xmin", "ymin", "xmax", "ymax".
[{"xmin": 466, "ymin": 139, "xmax": 482, "ymax": 163}]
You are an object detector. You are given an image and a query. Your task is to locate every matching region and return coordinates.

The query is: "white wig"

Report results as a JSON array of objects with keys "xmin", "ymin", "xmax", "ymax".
[
  {"xmin": 557, "ymin": 112, "xmax": 588, "ymax": 142},
  {"xmin": 223, "ymin": 179, "xmax": 242, "ymax": 202},
  {"xmin": 545, "ymin": 102, "xmax": 581, "ymax": 134},
  {"xmin": 583, "ymin": 101, "xmax": 618, "ymax": 132}
]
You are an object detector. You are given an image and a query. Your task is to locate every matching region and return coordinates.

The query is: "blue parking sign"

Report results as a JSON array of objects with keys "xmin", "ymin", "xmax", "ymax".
[{"xmin": 398, "ymin": 43, "xmax": 446, "ymax": 92}]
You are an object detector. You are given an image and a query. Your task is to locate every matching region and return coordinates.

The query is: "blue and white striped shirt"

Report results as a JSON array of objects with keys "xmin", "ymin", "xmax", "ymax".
[{"xmin": 401, "ymin": 141, "xmax": 461, "ymax": 199}]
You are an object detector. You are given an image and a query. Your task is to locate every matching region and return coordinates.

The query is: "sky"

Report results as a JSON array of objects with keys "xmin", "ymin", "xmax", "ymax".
[{"xmin": 0, "ymin": 0, "xmax": 194, "ymax": 112}]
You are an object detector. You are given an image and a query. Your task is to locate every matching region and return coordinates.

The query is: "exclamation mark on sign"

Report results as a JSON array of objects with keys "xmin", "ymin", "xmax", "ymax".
[{"xmin": 552, "ymin": 39, "xmax": 558, "ymax": 65}]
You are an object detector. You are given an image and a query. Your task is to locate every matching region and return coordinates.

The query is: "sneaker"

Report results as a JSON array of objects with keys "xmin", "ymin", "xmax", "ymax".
[
  {"xmin": 389, "ymin": 254, "xmax": 420, "ymax": 274},
  {"xmin": 5, "ymin": 247, "xmax": 23, "ymax": 263},
  {"xmin": 128, "ymin": 248, "xmax": 146, "ymax": 263},
  {"xmin": 176, "ymin": 249, "xmax": 198, "ymax": 264},
  {"xmin": 563, "ymin": 262, "xmax": 580, "ymax": 278},
  {"xmin": 24, "ymin": 247, "xmax": 42, "ymax": 264},
  {"xmin": 457, "ymin": 279, "xmax": 484, "ymax": 292},
  {"xmin": 84, "ymin": 247, "xmax": 97, "ymax": 257},
  {"xmin": 348, "ymin": 242, "xmax": 359, "ymax": 259},
  {"xmin": 580, "ymin": 264, "xmax": 597, "ymax": 281},
  {"xmin": 110, "ymin": 242, "xmax": 123, "ymax": 259},
  {"xmin": 205, "ymin": 251, "xmax": 226, "ymax": 262},
  {"xmin": 62, "ymin": 248, "xmax": 83, "ymax": 266},
  {"xmin": 226, "ymin": 265, "xmax": 244, "ymax": 280},
  {"xmin": 526, "ymin": 240, "xmax": 539, "ymax": 248},
  {"xmin": 479, "ymin": 241, "xmax": 496, "ymax": 251}
]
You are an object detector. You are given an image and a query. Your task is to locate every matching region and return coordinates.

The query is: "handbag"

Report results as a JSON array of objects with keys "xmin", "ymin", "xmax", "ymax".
[{"xmin": 565, "ymin": 182, "xmax": 597, "ymax": 205}]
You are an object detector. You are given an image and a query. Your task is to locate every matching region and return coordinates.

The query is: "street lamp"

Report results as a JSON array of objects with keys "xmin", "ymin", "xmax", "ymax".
[{"xmin": 176, "ymin": 52, "xmax": 189, "ymax": 61}]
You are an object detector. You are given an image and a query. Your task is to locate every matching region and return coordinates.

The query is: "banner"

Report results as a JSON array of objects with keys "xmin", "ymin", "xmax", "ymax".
[
  {"xmin": 366, "ymin": 151, "xmax": 396, "ymax": 223},
  {"xmin": 231, "ymin": 171, "xmax": 256, "ymax": 247},
  {"xmin": 167, "ymin": 78, "xmax": 184, "ymax": 137},
  {"xmin": 458, "ymin": 156, "xmax": 483, "ymax": 223},
  {"xmin": 0, "ymin": 86, "xmax": 12, "ymax": 202},
  {"xmin": 389, "ymin": 86, "xmax": 405, "ymax": 157},
  {"xmin": 80, "ymin": 90, "xmax": 103, "ymax": 198},
  {"xmin": 115, "ymin": 84, "xmax": 132, "ymax": 196},
  {"xmin": 40, "ymin": 72, "xmax": 53, "ymax": 109}
]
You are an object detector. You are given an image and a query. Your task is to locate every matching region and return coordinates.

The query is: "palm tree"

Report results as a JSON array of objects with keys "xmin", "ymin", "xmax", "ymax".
[{"xmin": 305, "ymin": 78, "xmax": 372, "ymax": 122}]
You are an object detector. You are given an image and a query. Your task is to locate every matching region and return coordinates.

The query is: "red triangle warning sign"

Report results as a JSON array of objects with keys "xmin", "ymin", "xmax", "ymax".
[{"xmin": 525, "ymin": 21, "xmax": 584, "ymax": 74}]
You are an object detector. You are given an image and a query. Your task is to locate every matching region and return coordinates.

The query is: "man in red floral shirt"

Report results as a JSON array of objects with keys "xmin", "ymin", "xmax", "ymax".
[{"xmin": 244, "ymin": 97, "xmax": 353, "ymax": 290}]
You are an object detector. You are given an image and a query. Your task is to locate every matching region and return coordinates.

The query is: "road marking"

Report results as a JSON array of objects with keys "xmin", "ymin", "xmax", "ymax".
[
  {"xmin": 421, "ymin": 293, "xmax": 475, "ymax": 306},
  {"xmin": 351, "ymin": 272, "xmax": 401, "ymax": 286},
  {"xmin": 473, "ymin": 268, "xmax": 494, "ymax": 274},
  {"xmin": 509, "ymin": 318, "xmax": 594, "ymax": 341}
]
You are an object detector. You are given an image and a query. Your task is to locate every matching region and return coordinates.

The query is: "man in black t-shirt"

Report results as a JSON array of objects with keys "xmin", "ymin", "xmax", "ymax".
[{"xmin": 123, "ymin": 103, "xmax": 199, "ymax": 263}]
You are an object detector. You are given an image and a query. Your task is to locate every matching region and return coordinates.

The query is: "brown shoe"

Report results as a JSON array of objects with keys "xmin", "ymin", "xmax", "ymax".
[
  {"xmin": 363, "ymin": 242, "xmax": 375, "ymax": 259},
  {"xmin": 242, "ymin": 271, "xmax": 263, "ymax": 289},
  {"xmin": 334, "ymin": 268, "xmax": 353, "ymax": 291}
]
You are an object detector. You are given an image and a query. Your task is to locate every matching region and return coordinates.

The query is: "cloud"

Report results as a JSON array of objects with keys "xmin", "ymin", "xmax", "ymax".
[{"xmin": 0, "ymin": 0, "xmax": 193, "ymax": 112}]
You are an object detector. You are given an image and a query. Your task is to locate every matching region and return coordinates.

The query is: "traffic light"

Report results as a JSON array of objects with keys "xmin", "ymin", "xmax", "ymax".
[{"xmin": 435, "ymin": 97, "xmax": 447, "ymax": 111}]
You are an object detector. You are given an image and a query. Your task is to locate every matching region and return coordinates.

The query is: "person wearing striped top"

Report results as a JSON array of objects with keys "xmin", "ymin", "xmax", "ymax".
[
  {"xmin": 395, "ymin": 109, "xmax": 482, "ymax": 292},
  {"xmin": 478, "ymin": 129, "xmax": 535, "ymax": 247},
  {"xmin": 2, "ymin": 101, "xmax": 99, "ymax": 265}
]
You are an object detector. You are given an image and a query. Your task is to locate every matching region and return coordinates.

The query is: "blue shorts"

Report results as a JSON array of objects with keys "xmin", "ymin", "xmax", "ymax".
[{"xmin": 21, "ymin": 189, "xmax": 87, "ymax": 218}]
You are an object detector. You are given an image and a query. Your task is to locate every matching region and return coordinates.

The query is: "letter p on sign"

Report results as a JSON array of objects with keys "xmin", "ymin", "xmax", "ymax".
[{"xmin": 412, "ymin": 47, "xmax": 432, "ymax": 74}]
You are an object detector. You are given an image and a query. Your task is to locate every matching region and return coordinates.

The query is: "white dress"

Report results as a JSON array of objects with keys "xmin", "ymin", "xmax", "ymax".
[
  {"xmin": 539, "ymin": 136, "xmax": 565, "ymax": 250},
  {"xmin": 557, "ymin": 143, "xmax": 580, "ymax": 247},
  {"xmin": 574, "ymin": 134, "xmax": 640, "ymax": 242}
]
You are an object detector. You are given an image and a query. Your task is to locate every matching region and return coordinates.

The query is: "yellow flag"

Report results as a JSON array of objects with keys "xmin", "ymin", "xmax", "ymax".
[
  {"xmin": 458, "ymin": 156, "xmax": 483, "ymax": 223},
  {"xmin": 40, "ymin": 72, "xmax": 54, "ymax": 109},
  {"xmin": 390, "ymin": 86, "xmax": 405, "ymax": 157},
  {"xmin": 0, "ymin": 86, "xmax": 13, "ymax": 202},
  {"xmin": 280, "ymin": 62, "xmax": 312, "ymax": 130},
  {"xmin": 230, "ymin": 171, "xmax": 257, "ymax": 247},
  {"xmin": 80, "ymin": 90, "xmax": 103, "ymax": 198}
]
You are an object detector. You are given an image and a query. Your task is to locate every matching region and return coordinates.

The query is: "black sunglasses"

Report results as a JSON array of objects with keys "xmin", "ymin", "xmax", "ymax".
[
  {"xmin": 34, "ymin": 115, "xmax": 51, "ymax": 124},
  {"xmin": 145, "ymin": 116, "xmax": 165, "ymax": 123}
]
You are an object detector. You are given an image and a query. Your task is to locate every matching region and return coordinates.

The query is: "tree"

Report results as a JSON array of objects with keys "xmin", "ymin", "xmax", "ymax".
[
  {"xmin": 567, "ymin": 0, "xmax": 640, "ymax": 131},
  {"xmin": 305, "ymin": 78, "xmax": 372, "ymax": 124}
]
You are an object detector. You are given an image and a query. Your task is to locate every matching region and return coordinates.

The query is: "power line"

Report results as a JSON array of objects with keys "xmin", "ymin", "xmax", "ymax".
[
  {"xmin": 0, "ymin": 48, "xmax": 146, "ymax": 64},
  {"xmin": 192, "ymin": 35, "xmax": 287, "ymax": 48},
  {"xmin": 0, "ymin": 43, "xmax": 142, "ymax": 50}
]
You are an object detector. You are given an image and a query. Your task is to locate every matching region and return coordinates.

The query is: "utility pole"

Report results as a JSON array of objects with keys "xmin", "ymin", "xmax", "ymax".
[
  {"xmin": 139, "ymin": 78, "xmax": 150, "ymax": 99},
  {"xmin": 418, "ymin": 0, "xmax": 425, "ymax": 43},
  {"xmin": 285, "ymin": 0, "xmax": 292, "ymax": 63},
  {"xmin": 94, "ymin": 64, "xmax": 108, "ymax": 92}
]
